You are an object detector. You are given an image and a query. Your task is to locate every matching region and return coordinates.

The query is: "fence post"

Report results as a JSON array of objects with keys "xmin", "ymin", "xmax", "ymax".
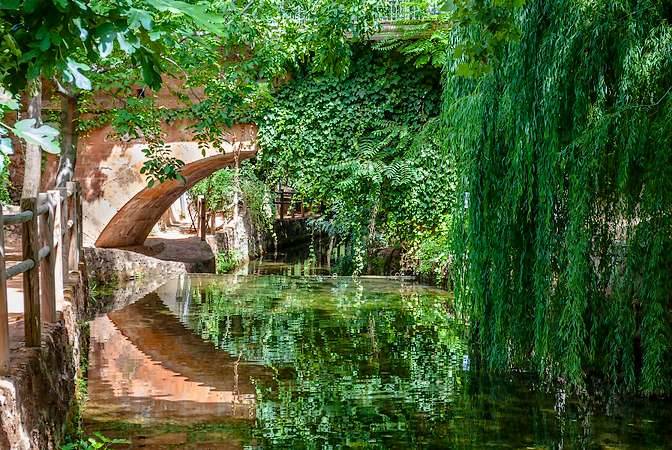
[
  {"xmin": 49, "ymin": 190, "xmax": 64, "ymax": 315},
  {"xmin": 198, "ymin": 196, "xmax": 206, "ymax": 241},
  {"xmin": 0, "ymin": 205, "xmax": 9, "ymax": 374},
  {"xmin": 21, "ymin": 197, "xmax": 40, "ymax": 346},
  {"xmin": 279, "ymin": 189, "xmax": 284, "ymax": 220},
  {"xmin": 74, "ymin": 181, "xmax": 82, "ymax": 268},
  {"xmin": 38, "ymin": 194, "xmax": 56, "ymax": 323},
  {"xmin": 59, "ymin": 186, "xmax": 70, "ymax": 276}
]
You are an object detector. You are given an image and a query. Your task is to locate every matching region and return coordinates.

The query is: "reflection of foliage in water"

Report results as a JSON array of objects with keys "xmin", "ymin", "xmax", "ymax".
[
  {"xmin": 186, "ymin": 277, "xmax": 470, "ymax": 447},
  {"xmin": 179, "ymin": 276, "xmax": 672, "ymax": 449}
]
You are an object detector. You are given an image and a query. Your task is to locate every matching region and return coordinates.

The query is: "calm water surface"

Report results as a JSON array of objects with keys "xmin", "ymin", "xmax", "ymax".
[{"xmin": 84, "ymin": 262, "xmax": 672, "ymax": 449}]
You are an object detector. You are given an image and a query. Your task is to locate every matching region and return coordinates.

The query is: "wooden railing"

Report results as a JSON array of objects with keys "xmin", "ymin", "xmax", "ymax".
[
  {"xmin": 0, "ymin": 181, "xmax": 83, "ymax": 374},
  {"xmin": 283, "ymin": 1, "xmax": 441, "ymax": 24},
  {"xmin": 274, "ymin": 187, "xmax": 320, "ymax": 220}
]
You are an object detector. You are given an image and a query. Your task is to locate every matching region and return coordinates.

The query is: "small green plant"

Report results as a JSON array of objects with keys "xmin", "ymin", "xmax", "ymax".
[
  {"xmin": 0, "ymin": 155, "xmax": 11, "ymax": 204},
  {"xmin": 87, "ymin": 278, "xmax": 118, "ymax": 312},
  {"xmin": 61, "ymin": 432, "xmax": 129, "ymax": 450},
  {"xmin": 216, "ymin": 250, "xmax": 241, "ymax": 274}
]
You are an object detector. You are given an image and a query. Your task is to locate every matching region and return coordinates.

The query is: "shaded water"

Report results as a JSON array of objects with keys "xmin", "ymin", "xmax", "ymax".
[{"xmin": 85, "ymin": 264, "xmax": 672, "ymax": 449}]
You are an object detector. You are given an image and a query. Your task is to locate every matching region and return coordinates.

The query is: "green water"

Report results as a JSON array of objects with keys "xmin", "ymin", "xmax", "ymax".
[{"xmin": 85, "ymin": 269, "xmax": 671, "ymax": 449}]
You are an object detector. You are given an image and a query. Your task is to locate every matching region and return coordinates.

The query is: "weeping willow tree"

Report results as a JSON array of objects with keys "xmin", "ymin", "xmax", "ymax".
[{"xmin": 448, "ymin": 0, "xmax": 672, "ymax": 395}]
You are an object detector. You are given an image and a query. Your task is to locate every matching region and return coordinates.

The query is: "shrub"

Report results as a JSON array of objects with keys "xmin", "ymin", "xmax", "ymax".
[{"xmin": 216, "ymin": 250, "xmax": 241, "ymax": 274}]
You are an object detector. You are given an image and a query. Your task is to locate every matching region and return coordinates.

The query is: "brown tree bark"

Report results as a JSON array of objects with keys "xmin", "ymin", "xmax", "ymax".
[
  {"xmin": 55, "ymin": 92, "xmax": 79, "ymax": 187},
  {"xmin": 21, "ymin": 79, "xmax": 42, "ymax": 200}
]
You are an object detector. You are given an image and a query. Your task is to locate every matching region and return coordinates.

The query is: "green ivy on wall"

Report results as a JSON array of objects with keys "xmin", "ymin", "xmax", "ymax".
[{"xmin": 256, "ymin": 47, "xmax": 453, "ymax": 273}]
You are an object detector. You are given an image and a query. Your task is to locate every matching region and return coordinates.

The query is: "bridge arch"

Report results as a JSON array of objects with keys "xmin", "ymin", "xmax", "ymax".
[
  {"xmin": 71, "ymin": 120, "xmax": 257, "ymax": 247},
  {"xmin": 95, "ymin": 149, "xmax": 255, "ymax": 248}
]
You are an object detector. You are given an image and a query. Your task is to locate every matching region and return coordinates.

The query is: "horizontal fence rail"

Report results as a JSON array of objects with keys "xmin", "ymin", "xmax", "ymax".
[{"xmin": 0, "ymin": 181, "xmax": 83, "ymax": 374}]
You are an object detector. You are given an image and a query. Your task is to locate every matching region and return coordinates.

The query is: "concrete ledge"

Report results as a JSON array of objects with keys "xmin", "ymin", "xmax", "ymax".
[{"xmin": 84, "ymin": 247, "xmax": 188, "ymax": 284}]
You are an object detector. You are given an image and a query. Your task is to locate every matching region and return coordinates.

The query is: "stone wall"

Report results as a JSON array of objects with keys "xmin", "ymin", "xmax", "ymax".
[
  {"xmin": 0, "ymin": 273, "xmax": 87, "ymax": 449},
  {"xmin": 84, "ymin": 247, "xmax": 188, "ymax": 283},
  {"xmin": 205, "ymin": 203, "xmax": 266, "ymax": 263}
]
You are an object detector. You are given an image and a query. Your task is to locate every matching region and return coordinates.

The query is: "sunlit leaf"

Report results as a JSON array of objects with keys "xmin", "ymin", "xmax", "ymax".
[
  {"xmin": 65, "ymin": 59, "xmax": 92, "ymax": 90},
  {"xmin": 13, "ymin": 119, "xmax": 60, "ymax": 154},
  {"xmin": 0, "ymin": 87, "xmax": 20, "ymax": 110},
  {"xmin": 0, "ymin": 138, "xmax": 12, "ymax": 155}
]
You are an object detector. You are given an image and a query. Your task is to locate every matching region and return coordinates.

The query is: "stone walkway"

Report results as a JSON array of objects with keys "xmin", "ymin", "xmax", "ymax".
[
  {"xmin": 120, "ymin": 225, "xmax": 216, "ymax": 272},
  {"xmin": 4, "ymin": 227, "xmax": 27, "ymax": 315}
]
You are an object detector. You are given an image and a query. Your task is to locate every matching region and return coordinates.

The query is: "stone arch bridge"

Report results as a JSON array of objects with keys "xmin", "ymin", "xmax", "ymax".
[{"xmin": 63, "ymin": 120, "xmax": 257, "ymax": 248}]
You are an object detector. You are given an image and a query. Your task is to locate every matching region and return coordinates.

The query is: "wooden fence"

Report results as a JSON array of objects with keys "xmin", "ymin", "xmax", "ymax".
[
  {"xmin": 274, "ymin": 187, "xmax": 320, "ymax": 220},
  {"xmin": 0, "ymin": 181, "xmax": 83, "ymax": 375}
]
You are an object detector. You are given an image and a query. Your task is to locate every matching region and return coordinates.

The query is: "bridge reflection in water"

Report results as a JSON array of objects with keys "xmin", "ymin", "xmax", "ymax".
[
  {"xmin": 85, "ymin": 277, "xmax": 271, "ymax": 447},
  {"xmin": 85, "ymin": 272, "xmax": 672, "ymax": 449}
]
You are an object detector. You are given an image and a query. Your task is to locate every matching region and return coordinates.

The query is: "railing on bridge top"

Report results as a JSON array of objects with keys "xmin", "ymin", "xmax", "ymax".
[
  {"xmin": 382, "ymin": 0, "xmax": 441, "ymax": 21},
  {"xmin": 282, "ymin": 0, "xmax": 441, "ymax": 24},
  {"xmin": 0, "ymin": 181, "xmax": 83, "ymax": 374}
]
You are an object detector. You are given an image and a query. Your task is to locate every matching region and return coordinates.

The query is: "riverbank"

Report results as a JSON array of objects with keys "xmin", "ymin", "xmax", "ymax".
[{"xmin": 0, "ymin": 270, "xmax": 87, "ymax": 449}]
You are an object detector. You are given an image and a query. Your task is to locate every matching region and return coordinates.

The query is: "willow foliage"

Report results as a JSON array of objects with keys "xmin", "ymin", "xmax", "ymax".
[{"xmin": 449, "ymin": 0, "xmax": 672, "ymax": 394}]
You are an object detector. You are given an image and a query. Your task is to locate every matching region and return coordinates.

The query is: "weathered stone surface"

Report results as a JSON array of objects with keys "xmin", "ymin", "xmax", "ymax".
[
  {"xmin": 205, "ymin": 204, "xmax": 265, "ymax": 262},
  {"xmin": 83, "ymin": 247, "xmax": 187, "ymax": 284},
  {"xmin": 82, "ymin": 122, "xmax": 257, "ymax": 248}
]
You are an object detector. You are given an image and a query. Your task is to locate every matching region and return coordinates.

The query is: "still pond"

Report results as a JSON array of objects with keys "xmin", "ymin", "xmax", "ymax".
[{"xmin": 84, "ymin": 260, "xmax": 672, "ymax": 449}]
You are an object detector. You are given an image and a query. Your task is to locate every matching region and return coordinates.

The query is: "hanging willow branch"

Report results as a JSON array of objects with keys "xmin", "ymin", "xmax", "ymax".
[{"xmin": 449, "ymin": 0, "xmax": 672, "ymax": 395}]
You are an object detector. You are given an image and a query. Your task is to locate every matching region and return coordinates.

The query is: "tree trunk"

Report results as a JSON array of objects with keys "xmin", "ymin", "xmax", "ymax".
[
  {"xmin": 232, "ymin": 147, "xmax": 241, "ymax": 246},
  {"xmin": 56, "ymin": 93, "xmax": 79, "ymax": 187},
  {"xmin": 366, "ymin": 202, "xmax": 378, "ymax": 274},
  {"xmin": 21, "ymin": 79, "xmax": 42, "ymax": 200},
  {"xmin": 326, "ymin": 236, "xmax": 335, "ymax": 269}
]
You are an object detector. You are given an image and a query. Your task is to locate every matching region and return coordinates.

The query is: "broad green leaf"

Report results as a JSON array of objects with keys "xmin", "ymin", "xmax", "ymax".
[
  {"xmin": 152, "ymin": 0, "xmax": 225, "ymax": 35},
  {"xmin": 116, "ymin": 33, "xmax": 139, "ymax": 53},
  {"xmin": 95, "ymin": 23, "xmax": 116, "ymax": 58},
  {"xmin": 65, "ymin": 59, "xmax": 92, "ymax": 90},
  {"xmin": 13, "ymin": 119, "xmax": 60, "ymax": 154},
  {"xmin": 0, "ymin": 138, "xmax": 12, "ymax": 155},
  {"xmin": 127, "ymin": 8, "xmax": 153, "ymax": 30},
  {"xmin": 72, "ymin": 18, "xmax": 88, "ymax": 40},
  {"xmin": 0, "ymin": 87, "xmax": 20, "ymax": 110}
]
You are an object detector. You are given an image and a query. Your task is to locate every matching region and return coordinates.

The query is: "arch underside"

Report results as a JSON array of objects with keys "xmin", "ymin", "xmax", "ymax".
[{"xmin": 95, "ymin": 150, "xmax": 256, "ymax": 248}]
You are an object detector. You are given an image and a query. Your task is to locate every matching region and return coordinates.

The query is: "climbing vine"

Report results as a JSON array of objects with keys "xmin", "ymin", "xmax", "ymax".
[
  {"xmin": 256, "ymin": 47, "xmax": 452, "ymax": 273},
  {"xmin": 190, "ymin": 163, "xmax": 275, "ymax": 234}
]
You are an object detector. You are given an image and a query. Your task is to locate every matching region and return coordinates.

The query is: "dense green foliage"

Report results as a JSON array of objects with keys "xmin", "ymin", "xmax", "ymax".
[
  {"xmin": 0, "ymin": 0, "xmax": 226, "ymax": 92},
  {"xmin": 5, "ymin": 0, "xmax": 671, "ymax": 398},
  {"xmin": 215, "ymin": 250, "xmax": 240, "ymax": 274},
  {"xmin": 254, "ymin": 0, "xmax": 672, "ymax": 396},
  {"xmin": 190, "ymin": 164, "xmax": 275, "ymax": 234},
  {"xmin": 0, "ymin": 156, "xmax": 11, "ymax": 204},
  {"xmin": 257, "ymin": 49, "xmax": 453, "ymax": 274},
  {"xmin": 74, "ymin": 0, "xmax": 385, "ymax": 184},
  {"xmin": 190, "ymin": 168, "xmax": 235, "ymax": 212},
  {"xmin": 446, "ymin": 0, "xmax": 672, "ymax": 395}
]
